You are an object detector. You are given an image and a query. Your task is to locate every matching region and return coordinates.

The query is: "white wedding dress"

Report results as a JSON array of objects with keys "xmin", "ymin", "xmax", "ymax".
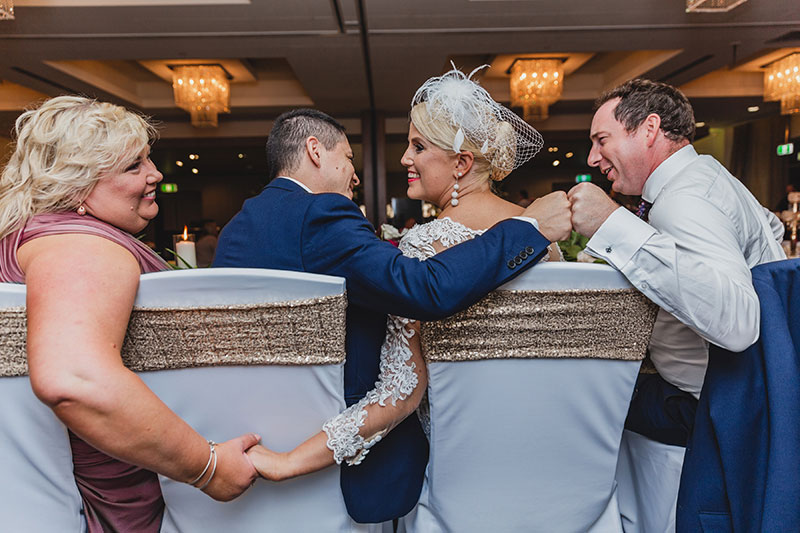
[{"xmin": 322, "ymin": 217, "xmax": 555, "ymax": 463}]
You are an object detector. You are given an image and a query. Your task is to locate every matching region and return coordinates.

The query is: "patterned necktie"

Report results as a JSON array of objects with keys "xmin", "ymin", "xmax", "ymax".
[{"xmin": 636, "ymin": 200, "xmax": 652, "ymax": 220}]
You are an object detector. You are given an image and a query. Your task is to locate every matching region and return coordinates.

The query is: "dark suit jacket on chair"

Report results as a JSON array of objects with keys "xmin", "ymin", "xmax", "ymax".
[
  {"xmin": 677, "ymin": 258, "xmax": 800, "ymax": 533},
  {"xmin": 213, "ymin": 177, "xmax": 551, "ymax": 523}
]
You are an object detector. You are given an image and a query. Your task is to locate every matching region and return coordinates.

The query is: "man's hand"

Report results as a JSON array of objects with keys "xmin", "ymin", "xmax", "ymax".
[
  {"xmin": 522, "ymin": 191, "xmax": 572, "ymax": 242},
  {"xmin": 568, "ymin": 183, "xmax": 619, "ymax": 239}
]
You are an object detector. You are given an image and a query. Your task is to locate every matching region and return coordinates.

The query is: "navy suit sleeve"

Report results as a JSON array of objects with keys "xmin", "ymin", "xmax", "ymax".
[{"xmin": 301, "ymin": 193, "xmax": 550, "ymax": 321}]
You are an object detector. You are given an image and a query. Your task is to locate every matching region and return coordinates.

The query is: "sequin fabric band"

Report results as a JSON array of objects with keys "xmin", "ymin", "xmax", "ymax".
[
  {"xmin": 421, "ymin": 289, "xmax": 658, "ymax": 363},
  {"xmin": 0, "ymin": 293, "xmax": 346, "ymax": 377}
]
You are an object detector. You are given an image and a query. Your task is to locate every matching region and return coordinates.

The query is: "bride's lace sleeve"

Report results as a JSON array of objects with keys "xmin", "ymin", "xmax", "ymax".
[
  {"xmin": 321, "ymin": 226, "xmax": 434, "ymax": 466},
  {"xmin": 322, "ymin": 315, "xmax": 424, "ymax": 465}
]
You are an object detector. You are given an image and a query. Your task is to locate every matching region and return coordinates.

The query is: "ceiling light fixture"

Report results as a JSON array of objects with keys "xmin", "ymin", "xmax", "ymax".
[
  {"xmin": 686, "ymin": 0, "xmax": 748, "ymax": 12},
  {"xmin": 0, "ymin": 0, "xmax": 14, "ymax": 20},
  {"xmin": 764, "ymin": 53, "xmax": 800, "ymax": 115},
  {"xmin": 509, "ymin": 58, "xmax": 564, "ymax": 122},
  {"xmin": 747, "ymin": 105, "xmax": 760, "ymax": 113},
  {"xmin": 172, "ymin": 65, "xmax": 230, "ymax": 128}
]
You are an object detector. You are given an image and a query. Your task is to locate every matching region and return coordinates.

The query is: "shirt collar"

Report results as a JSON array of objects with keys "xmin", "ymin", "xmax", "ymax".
[
  {"xmin": 276, "ymin": 176, "xmax": 313, "ymax": 193},
  {"xmin": 642, "ymin": 144, "xmax": 698, "ymax": 203}
]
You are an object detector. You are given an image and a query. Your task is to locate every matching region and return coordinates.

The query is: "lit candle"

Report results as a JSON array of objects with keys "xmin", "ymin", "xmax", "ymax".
[{"xmin": 175, "ymin": 226, "xmax": 197, "ymax": 269}]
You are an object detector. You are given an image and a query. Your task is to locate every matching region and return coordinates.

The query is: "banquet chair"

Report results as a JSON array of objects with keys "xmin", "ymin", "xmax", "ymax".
[
  {"xmin": 131, "ymin": 268, "xmax": 382, "ymax": 533},
  {"xmin": 0, "ymin": 268, "xmax": 384, "ymax": 533},
  {"xmin": 0, "ymin": 282, "xmax": 88, "ymax": 532},
  {"xmin": 615, "ymin": 429, "xmax": 685, "ymax": 533},
  {"xmin": 401, "ymin": 263, "xmax": 658, "ymax": 533}
]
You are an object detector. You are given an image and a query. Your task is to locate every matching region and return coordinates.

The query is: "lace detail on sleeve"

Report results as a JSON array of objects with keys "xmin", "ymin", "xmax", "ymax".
[
  {"xmin": 323, "ymin": 315, "xmax": 419, "ymax": 466},
  {"xmin": 323, "ymin": 218, "xmax": 484, "ymax": 465}
]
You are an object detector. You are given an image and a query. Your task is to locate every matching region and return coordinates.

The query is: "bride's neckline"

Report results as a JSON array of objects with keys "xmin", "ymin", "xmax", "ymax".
[{"xmin": 432, "ymin": 216, "xmax": 486, "ymax": 235}]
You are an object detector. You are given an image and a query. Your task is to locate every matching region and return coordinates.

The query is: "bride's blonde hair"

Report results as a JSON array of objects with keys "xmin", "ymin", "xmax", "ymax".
[
  {"xmin": 409, "ymin": 66, "xmax": 543, "ymax": 183},
  {"xmin": 0, "ymin": 95, "xmax": 157, "ymax": 240}
]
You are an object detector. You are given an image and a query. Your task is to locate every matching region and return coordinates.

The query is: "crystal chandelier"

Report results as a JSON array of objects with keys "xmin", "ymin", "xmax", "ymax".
[
  {"xmin": 0, "ymin": 0, "xmax": 14, "ymax": 20},
  {"xmin": 509, "ymin": 59, "xmax": 564, "ymax": 122},
  {"xmin": 764, "ymin": 53, "xmax": 800, "ymax": 115},
  {"xmin": 172, "ymin": 65, "xmax": 230, "ymax": 128},
  {"xmin": 686, "ymin": 0, "xmax": 748, "ymax": 12}
]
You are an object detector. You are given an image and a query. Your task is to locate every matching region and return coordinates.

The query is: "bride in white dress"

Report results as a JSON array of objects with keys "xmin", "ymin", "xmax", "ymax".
[{"xmin": 248, "ymin": 66, "xmax": 560, "ymax": 479}]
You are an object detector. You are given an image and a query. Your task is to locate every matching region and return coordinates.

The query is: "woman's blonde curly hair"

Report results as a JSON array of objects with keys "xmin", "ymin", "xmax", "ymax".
[{"xmin": 0, "ymin": 95, "xmax": 157, "ymax": 240}]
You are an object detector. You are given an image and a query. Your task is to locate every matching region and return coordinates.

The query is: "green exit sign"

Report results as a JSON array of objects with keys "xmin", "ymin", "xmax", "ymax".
[
  {"xmin": 160, "ymin": 183, "xmax": 179, "ymax": 193},
  {"xmin": 575, "ymin": 174, "xmax": 592, "ymax": 183},
  {"xmin": 777, "ymin": 143, "xmax": 794, "ymax": 156}
]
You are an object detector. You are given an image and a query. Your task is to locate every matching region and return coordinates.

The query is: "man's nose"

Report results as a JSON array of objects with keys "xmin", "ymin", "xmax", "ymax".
[{"xmin": 587, "ymin": 145, "xmax": 601, "ymax": 168}]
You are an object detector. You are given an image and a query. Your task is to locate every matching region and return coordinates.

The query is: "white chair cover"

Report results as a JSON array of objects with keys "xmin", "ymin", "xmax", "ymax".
[
  {"xmin": 129, "ymin": 268, "xmax": 375, "ymax": 533},
  {"xmin": 0, "ymin": 268, "xmax": 382, "ymax": 533},
  {"xmin": 615, "ymin": 430, "xmax": 685, "ymax": 533},
  {"xmin": 403, "ymin": 263, "xmax": 644, "ymax": 533},
  {"xmin": 0, "ymin": 283, "xmax": 88, "ymax": 532}
]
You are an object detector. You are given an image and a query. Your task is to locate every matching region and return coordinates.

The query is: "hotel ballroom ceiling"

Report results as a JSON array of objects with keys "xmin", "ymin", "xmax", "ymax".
[{"xmin": 0, "ymin": 0, "xmax": 799, "ymax": 140}]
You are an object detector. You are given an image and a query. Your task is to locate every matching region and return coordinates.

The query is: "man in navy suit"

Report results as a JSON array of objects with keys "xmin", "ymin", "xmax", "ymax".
[{"xmin": 214, "ymin": 108, "xmax": 571, "ymax": 523}]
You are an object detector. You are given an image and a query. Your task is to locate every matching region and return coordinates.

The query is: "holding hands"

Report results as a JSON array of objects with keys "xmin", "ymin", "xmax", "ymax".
[{"xmin": 197, "ymin": 433, "xmax": 262, "ymax": 501}]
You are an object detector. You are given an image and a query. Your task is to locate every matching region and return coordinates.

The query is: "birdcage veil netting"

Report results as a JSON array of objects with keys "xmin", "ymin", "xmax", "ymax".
[{"xmin": 411, "ymin": 65, "xmax": 544, "ymax": 179}]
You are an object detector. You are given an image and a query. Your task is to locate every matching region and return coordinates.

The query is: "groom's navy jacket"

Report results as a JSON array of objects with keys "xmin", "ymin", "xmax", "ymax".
[{"xmin": 214, "ymin": 177, "xmax": 550, "ymax": 522}]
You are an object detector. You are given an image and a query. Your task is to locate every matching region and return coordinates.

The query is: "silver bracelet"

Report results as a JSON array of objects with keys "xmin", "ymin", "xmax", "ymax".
[
  {"xmin": 196, "ymin": 445, "xmax": 218, "ymax": 490},
  {"xmin": 188, "ymin": 440, "xmax": 217, "ymax": 486}
]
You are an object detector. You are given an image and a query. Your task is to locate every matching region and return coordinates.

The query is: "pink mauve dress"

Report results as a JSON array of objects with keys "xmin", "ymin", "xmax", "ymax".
[{"xmin": 0, "ymin": 212, "xmax": 169, "ymax": 533}]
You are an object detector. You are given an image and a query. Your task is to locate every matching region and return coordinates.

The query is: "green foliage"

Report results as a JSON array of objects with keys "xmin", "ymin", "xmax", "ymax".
[{"xmin": 557, "ymin": 231, "xmax": 605, "ymax": 264}]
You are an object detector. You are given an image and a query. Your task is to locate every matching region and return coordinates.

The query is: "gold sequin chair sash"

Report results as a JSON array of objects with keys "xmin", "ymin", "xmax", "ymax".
[
  {"xmin": 421, "ymin": 288, "xmax": 658, "ymax": 363},
  {"xmin": 0, "ymin": 293, "xmax": 347, "ymax": 377}
]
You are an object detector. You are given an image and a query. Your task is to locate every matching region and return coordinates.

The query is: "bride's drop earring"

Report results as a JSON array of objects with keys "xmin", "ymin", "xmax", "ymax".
[
  {"xmin": 451, "ymin": 172, "xmax": 462, "ymax": 207},
  {"xmin": 76, "ymin": 204, "xmax": 86, "ymax": 216}
]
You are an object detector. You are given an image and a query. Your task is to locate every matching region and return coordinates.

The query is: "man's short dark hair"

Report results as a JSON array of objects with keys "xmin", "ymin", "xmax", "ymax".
[
  {"xmin": 266, "ymin": 108, "xmax": 347, "ymax": 181},
  {"xmin": 594, "ymin": 79, "xmax": 696, "ymax": 142}
]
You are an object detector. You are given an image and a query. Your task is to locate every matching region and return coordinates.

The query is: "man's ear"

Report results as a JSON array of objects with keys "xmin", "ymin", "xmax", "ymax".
[
  {"xmin": 643, "ymin": 114, "xmax": 662, "ymax": 147},
  {"xmin": 306, "ymin": 136, "xmax": 322, "ymax": 168},
  {"xmin": 455, "ymin": 151, "xmax": 474, "ymax": 176}
]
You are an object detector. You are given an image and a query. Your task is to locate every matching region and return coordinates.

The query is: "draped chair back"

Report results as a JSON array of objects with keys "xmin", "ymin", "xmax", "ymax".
[
  {"xmin": 0, "ymin": 282, "xmax": 87, "ymax": 532},
  {"xmin": 0, "ymin": 268, "xmax": 371, "ymax": 533},
  {"xmin": 402, "ymin": 263, "xmax": 658, "ymax": 533}
]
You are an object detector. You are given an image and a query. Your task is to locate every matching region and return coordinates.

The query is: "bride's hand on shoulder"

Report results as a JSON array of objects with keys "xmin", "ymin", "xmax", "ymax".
[{"xmin": 247, "ymin": 444, "xmax": 295, "ymax": 482}]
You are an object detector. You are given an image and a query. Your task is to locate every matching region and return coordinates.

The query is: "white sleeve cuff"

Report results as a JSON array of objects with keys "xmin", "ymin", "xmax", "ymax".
[
  {"xmin": 585, "ymin": 207, "xmax": 656, "ymax": 268},
  {"xmin": 512, "ymin": 216, "xmax": 539, "ymax": 231}
]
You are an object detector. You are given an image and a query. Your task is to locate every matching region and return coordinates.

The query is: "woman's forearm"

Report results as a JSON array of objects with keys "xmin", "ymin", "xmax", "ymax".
[{"xmin": 42, "ymin": 361, "xmax": 210, "ymax": 483}]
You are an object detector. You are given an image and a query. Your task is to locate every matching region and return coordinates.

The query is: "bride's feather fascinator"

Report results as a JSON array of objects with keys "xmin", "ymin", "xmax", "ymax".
[{"xmin": 411, "ymin": 64, "xmax": 544, "ymax": 180}]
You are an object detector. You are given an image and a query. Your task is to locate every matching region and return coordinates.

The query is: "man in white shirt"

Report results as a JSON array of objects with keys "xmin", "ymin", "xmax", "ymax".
[{"xmin": 569, "ymin": 79, "xmax": 785, "ymax": 447}]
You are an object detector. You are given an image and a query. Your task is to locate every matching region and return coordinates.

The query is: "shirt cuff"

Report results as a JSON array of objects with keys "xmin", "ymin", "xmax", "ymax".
[
  {"xmin": 585, "ymin": 207, "xmax": 656, "ymax": 268},
  {"xmin": 512, "ymin": 216, "xmax": 540, "ymax": 231}
]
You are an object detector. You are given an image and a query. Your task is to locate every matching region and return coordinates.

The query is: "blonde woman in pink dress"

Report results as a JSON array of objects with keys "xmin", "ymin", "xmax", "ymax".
[{"xmin": 0, "ymin": 96, "xmax": 260, "ymax": 532}]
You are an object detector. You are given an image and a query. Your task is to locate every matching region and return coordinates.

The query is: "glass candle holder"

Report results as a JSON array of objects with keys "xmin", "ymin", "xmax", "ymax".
[{"xmin": 172, "ymin": 232, "xmax": 197, "ymax": 268}]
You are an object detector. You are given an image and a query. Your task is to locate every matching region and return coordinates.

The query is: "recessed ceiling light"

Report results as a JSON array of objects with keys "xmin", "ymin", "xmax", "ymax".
[
  {"xmin": 191, "ymin": 168, "xmax": 199, "ymax": 174},
  {"xmin": 237, "ymin": 153, "xmax": 245, "ymax": 159},
  {"xmin": 565, "ymin": 152, "xmax": 574, "ymax": 158},
  {"xmin": 747, "ymin": 106, "xmax": 759, "ymax": 113},
  {"xmin": 175, "ymin": 160, "xmax": 184, "ymax": 167},
  {"xmin": 552, "ymin": 160, "xmax": 560, "ymax": 167},
  {"xmin": 188, "ymin": 153, "xmax": 199, "ymax": 160},
  {"xmin": 695, "ymin": 121, "xmax": 706, "ymax": 128}
]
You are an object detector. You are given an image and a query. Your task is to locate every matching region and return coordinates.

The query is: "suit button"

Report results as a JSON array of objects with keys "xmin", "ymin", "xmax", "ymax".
[
  {"xmin": 525, "ymin": 246, "xmax": 534, "ymax": 254},
  {"xmin": 507, "ymin": 260, "xmax": 516, "ymax": 269},
  {"xmin": 514, "ymin": 256, "xmax": 523, "ymax": 265},
  {"xmin": 519, "ymin": 251, "xmax": 528, "ymax": 259},
  {"xmin": 605, "ymin": 246, "xmax": 613, "ymax": 254}
]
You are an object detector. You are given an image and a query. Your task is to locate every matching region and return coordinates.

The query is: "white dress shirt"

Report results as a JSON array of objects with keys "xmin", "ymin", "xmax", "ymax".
[{"xmin": 586, "ymin": 145, "xmax": 785, "ymax": 396}]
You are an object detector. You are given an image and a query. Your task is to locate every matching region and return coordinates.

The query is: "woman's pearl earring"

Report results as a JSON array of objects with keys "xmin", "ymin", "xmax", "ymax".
[
  {"xmin": 76, "ymin": 205, "xmax": 86, "ymax": 216},
  {"xmin": 451, "ymin": 172, "xmax": 462, "ymax": 207}
]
